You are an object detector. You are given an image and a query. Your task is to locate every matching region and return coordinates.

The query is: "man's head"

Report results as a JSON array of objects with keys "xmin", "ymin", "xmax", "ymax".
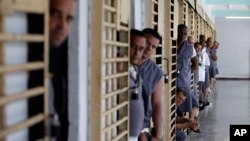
[
  {"xmin": 130, "ymin": 29, "xmax": 146, "ymax": 65},
  {"xmin": 215, "ymin": 42, "xmax": 220, "ymax": 49},
  {"xmin": 212, "ymin": 41, "xmax": 217, "ymax": 48},
  {"xmin": 141, "ymin": 28, "xmax": 161, "ymax": 59},
  {"xmin": 176, "ymin": 88, "xmax": 186, "ymax": 107},
  {"xmin": 187, "ymin": 36, "xmax": 194, "ymax": 44},
  {"xmin": 206, "ymin": 37, "xmax": 213, "ymax": 48},
  {"xmin": 50, "ymin": 0, "xmax": 76, "ymax": 48},
  {"xmin": 194, "ymin": 42, "xmax": 202, "ymax": 53},
  {"xmin": 177, "ymin": 24, "xmax": 188, "ymax": 43},
  {"xmin": 199, "ymin": 35, "xmax": 206, "ymax": 47}
]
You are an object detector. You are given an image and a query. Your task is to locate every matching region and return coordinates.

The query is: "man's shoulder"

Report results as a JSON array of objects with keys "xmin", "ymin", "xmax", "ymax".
[
  {"xmin": 141, "ymin": 59, "xmax": 164, "ymax": 78},
  {"xmin": 184, "ymin": 41, "xmax": 193, "ymax": 50},
  {"xmin": 148, "ymin": 59, "xmax": 163, "ymax": 71},
  {"xmin": 141, "ymin": 59, "xmax": 157, "ymax": 69},
  {"xmin": 149, "ymin": 60, "xmax": 164, "ymax": 78},
  {"xmin": 180, "ymin": 41, "xmax": 193, "ymax": 57}
]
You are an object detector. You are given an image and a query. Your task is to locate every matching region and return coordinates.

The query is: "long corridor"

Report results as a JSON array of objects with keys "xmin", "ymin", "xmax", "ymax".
[{"xmin": 187, "ymin": 80, "xmax": 250, "ymax": 141}]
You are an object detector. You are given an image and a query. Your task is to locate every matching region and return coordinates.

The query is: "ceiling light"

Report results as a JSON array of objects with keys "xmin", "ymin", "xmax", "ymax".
[{"xmin": 225, "ymin": 16, "xmax": 250, "ymax": 19}]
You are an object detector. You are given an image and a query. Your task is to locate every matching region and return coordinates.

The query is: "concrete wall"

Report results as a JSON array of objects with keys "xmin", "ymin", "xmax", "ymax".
[
  {"xmin": 215, "ymin": 17, "xmax": 250, "ymax": 78},
  {"xmin": 132, "ymin": 0, "xmax": 144, "ymax": 29},
  {"xmin": 68, "ymin": 0, "xmax": 88, "ymax": 140}
]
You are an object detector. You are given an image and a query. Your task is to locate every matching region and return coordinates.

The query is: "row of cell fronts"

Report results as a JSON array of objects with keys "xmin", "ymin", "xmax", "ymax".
[{"xmin": 0, "ymin": 0, "xmax": 216, "ymax": 141}]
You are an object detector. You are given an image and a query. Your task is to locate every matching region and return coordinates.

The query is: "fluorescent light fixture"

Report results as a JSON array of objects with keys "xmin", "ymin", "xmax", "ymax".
[{"xmin": 225, "ymin": 16, "xmax": 250, "ymax": 19}]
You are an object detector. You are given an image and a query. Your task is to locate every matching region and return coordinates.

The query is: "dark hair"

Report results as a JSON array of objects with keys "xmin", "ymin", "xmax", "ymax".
[
  {"xmin": 199, "ymin": 35, "xmax": 206, "ymax": 41},
  {"xmin": 142, "ymin": 28, "xmax": 161, "ymax": 40},
  {"xmin": 130, "ymin": 29, "xmax": 145, "ymax": 37},
  {"xmin": 207, "ymin": 37, "xmax": 213, "ymax": 42},
  {"xmin": 177, "ymin": 24, "xmax": 188, "ymax": 33},
  {"xmin": 176, "ymin": 87, "xmax": 186, "ymax": 97},
  {"xmin": 194, "ymin": 42, "xmax": 201, "ymax": 47}
]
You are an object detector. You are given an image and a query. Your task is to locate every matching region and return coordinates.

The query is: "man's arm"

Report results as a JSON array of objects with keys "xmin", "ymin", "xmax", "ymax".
[
  {"xmin": 191, "ymin": 56, "xmax": 198, "ymax": 71},
  {"xmin": 176, "ymin": 117, "xmax": 198, "ymax": 130},
  {"xmin": 176, "ymin": 116, "xmax": 191, "ymax": 123},
  {"xmin": 151, "ymin": 77, "xmax": 164, "ymax": 139},
  {"xmin": 176, "ymin": 122, "xmax": 188, "ymax": 130},
  {"xmin": 176, "ymin": 122, "xmax": 197, "ymax": 130},
  {"xmin": 211, "ymin": 49, "xmax": 218, "ymax": 61},
  {"xmin": 211, "ymin": 55, "xmax": 218, "ymax": 61}
]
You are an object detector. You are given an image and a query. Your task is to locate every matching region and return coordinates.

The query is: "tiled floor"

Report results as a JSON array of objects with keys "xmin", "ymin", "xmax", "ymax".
[{"xmin": 186, "ymin": 80, "xmax": 250, "ymax": 141}]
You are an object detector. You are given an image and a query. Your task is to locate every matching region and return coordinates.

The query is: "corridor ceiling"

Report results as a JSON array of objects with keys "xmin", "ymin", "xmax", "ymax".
[{"xmin": 204, "ymin": 0, "xmax": 250, "ymax": 17}]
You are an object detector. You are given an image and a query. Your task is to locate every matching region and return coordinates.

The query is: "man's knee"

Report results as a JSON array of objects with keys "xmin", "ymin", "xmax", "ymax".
[
  {"xmin": 176, "ymin": 130, "xmax": 186, "ymax": 141},
  {"xmin": 191, "ymin": 94, "xmax": 199, "ymax": 108}
]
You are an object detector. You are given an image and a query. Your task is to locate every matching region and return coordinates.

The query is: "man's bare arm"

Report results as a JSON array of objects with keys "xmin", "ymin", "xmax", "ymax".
[
  {"xmin": 176, "ymin": 116, "xmax": 191, "ymax": 123},
  {"xmin": 191, "ymin": 56, "xmax": 198, "ymax": 71},
  {"xmin": 151, "ymin": 77, "xmax": 164, "ymax": 139}
]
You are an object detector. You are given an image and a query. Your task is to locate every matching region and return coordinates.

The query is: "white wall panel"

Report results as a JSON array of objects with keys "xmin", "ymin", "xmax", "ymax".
[
  {"xmin": 4, "ymin": 13, "xmax": 28, "ymax": 141},
  {"xmin": 215, "ymin": 17, "xmax": 250, "ymax": 78}
]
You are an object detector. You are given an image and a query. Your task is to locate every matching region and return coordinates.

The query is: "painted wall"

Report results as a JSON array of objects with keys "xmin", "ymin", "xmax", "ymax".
[
  {"xmin": 4, "ymin": 13, "xmax": 28, "ymax": 141},
  {"xmin": 131, "ymin": 0, "xmax": 146, "ymax": 29},
  {"xmin": 68, "ymin": 0, "xmax": 88, "ymax": 140},
  {"xmin": 215, "ymin": 17, "xmax": 250, "ymax": 78}
]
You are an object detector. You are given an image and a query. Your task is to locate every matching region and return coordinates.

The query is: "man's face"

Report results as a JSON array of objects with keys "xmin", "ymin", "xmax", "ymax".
[
  {"xmin": 212, "ymin": 42, "xmax": 217, "ymax": 48},
  {"xmin": 130, "ymin": 35, "xmax": 146, "ymax": 65},
  {"xmin": 207, "ymin": 38, "xmax": 213, "ymax": 48},
  {"xmin": 176, "ymin": 91, "xmax": 186, "ymax": 107},
  {"xmin": 178, "ymin": 27, "xmax": 188, "ymax": 43},
  {"xmin": 215, "ymin": 44, "xmax": 219, "ymax": 49},
  {"xmin": 195, "ymin": 44, "xmax": 202, "ymax": 53},
  {"xmin": 142, "ymin": 34, "xmax": 160, "ymax": 59},
  {"xmin": 50, "ymin": 0, "xmax": 76, "ymax": 47}
]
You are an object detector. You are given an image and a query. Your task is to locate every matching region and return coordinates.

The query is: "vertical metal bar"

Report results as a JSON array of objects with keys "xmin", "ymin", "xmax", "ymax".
[
  {"xmin": 116, "ymin": 0, "xmax": 120, "ymax": 31},
  {"xmin": 43, "ymin": 0, "xmax": 49, "ymax": 140},
  {"xmin": 0, "ymin": 13, "xmax": 6, "ymax": 141},
  {"xmin": 90, "ymin": 0, "xmax": 103, "ymax": 140}
]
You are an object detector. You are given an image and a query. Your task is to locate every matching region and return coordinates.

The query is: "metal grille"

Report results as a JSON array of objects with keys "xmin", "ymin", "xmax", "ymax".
[
  {"xmin": 188, "ymin": 6, "xmax": 195, "ymax": 40},
  {"xmin": 90, "ymin": 0, "xmax": 130, "ymax": 140},
  {"xmin": 150, "ymin": 0, "xmax": 163, "ymax": 68},
  {"xmin": 0, "ymin": 0, "xmax": 49, "ymax": 140},
  {"xmin": 169, "ymin": 0, "xmax": 177, "ymax": 140},
  {"xmin": 179, "ymin": 0, "xmax": 187, "ymax": 25},
  {"xmin": 164, "ymin": 0, "xmax": 177, "ymax": 140},
  {"xmin": 103, "ymin": 0, "xmax": 130, "ymax": 140},
  {"xmin": 196, "ymin": 15, "xmax": 200, "ymax": 41}
]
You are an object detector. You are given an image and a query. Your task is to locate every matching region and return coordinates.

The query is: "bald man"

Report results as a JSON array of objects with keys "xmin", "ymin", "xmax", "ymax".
[{"xmin": 187, "ymin": 36, "xmax": 194, "ymax": 45}]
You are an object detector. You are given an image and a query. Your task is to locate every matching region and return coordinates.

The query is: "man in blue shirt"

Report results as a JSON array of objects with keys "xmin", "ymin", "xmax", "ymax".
[
  {"xmin": 176, "ymin": 24, "xmax": 199, "ymax": 121},
  {"xmin": 138, "ymin": 28, "xmax": 164, "ymax": 141},
  {"xmin": 128, "ymin": 29, "xmax": 147, "ymax": 140},
  {"xmin": 176, "ymin": 88, "xmax": 198, "ymax": 141}
]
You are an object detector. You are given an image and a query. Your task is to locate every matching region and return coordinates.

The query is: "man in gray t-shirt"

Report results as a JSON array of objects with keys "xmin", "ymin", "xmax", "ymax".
[
  {"xmin": 176, "ymin": 24, "xmax": 198, "ymax": 122},
  {"xmin": 138, "ymin": 28, "xmax": 164, "ymax": 141},
  {"xmin": 128, "ymin": 29, "xmax": 147, "ymax": 139}
]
